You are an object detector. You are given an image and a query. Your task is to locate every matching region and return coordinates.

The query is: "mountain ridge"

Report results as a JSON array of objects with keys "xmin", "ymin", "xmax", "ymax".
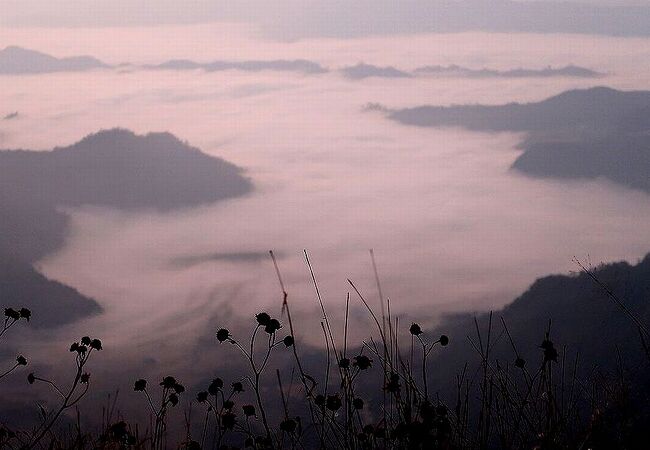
[
  {"xmin": 385, "ymin": 86, "xmax": 650, "ymax": 193},
  {"xmin": 0, "ymin": 45, "xmax": 107, "ymax": 74},
  {"xmin": 0, "ymin": 128, "xmax": 253, "ymax": 327}
]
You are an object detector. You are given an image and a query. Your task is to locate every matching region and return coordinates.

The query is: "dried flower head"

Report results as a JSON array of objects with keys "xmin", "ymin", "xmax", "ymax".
[
  {"xmin": 326, "ymin": 394, "xmax": 342, "ymax": 411},
  {"xmin": 222, "ymin": 412, "xmax": 236, "ymax": 430},
  {"xmin": 540, "ymin": 339, "xmax": 558, "ymax": 362},
  {"xmin": 385, "ymin": 372, "xmax": 401, "ymax": 393},
  {"xmin": 264, "ymin": 319, "xmax": 282, "ymax": 334},
  {"xmin": 19, "ymin": 308, "xmax": 31, "ymax": 321},
  {"xmin": 256, "ymin": 312, "xmax": 271, "ymax": 326},
  {"xmin": 160, "ymin": 376, "xmax": 177, "ymax": 389},
  {"xmin": 216, "ymin": 329, "xmax": 230, "ymax": 342},
  {"xmin": 4, "ymin": 308, "xmax": 20, "ymax": 320},
  {"xmin": 208, "ymin": 378, "xmax": 223, "ymax": 395},
  {"xmin": 409, "ymin": 323, "xmax": 423, "ymax": 336},
  {"xmin": 280, "ymin": 418, "xmax": 297, "ymax": 433},
  {"xmin": 353, "ymin": 355, "xmax": 372, "ymax": 370},
  {"xmin": 187, "ymin": 440, "xmax": 201, "ymax": 450}
]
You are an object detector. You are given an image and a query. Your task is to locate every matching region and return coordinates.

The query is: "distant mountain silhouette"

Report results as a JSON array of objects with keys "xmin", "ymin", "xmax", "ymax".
[
  {"xmin": 0, "ymin": 128, "xmax": 252, "ymax": 211},
  {"xmin": 388, "ymin": 87, "xmax": 650, "ymax": 134},
  {"xmin": 413, "ymin": 64, "xmax": 603, "ymax": 78},
  {"xmin": 0, "ymin": 46, "xmax": 107, "ymax": 74},
  {"xmin": 430, "ymin": 253, "xmax": 650, "ymax": 411},
  {"xmin": 512, "ymin": 135, "xmax": 650, "ymax": 192},
  {"xmin": 0, "ymin": 129, "xmax": 252, "ymax": 327},
  {"xmin": 343, "ymin": 63, "xmax": 601, "ymax": 80},
  {"xmin": 387, "ymin": 87, "xmax": 650, "ymax": 193},
  {"xmin": 0, "ymin": 46, "xmax": 327, "ymax": 76},
  {"xmin": 150, "ymin": 59, "xmax": 328, "ymax": 74},
  {"xmin": 0, "ymin": 257, "xmax": 100, "ymax": 328},
  {"xmin": 340, "ymin": 63, "xmax": 412, "ymax": 79}
]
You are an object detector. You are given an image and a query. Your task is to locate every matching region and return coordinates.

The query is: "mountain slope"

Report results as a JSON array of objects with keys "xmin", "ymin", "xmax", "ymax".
[
  {"xmin": 0, "ymin": 129, "xmax": 253, "ymax": 327},
  {"xmin": 386, "ymin": 87, "xmax": 650, "ymax": 193},
  {"xmin": 0, "ymin": 257, "xmax": 100, "ymax": 328},
  {"xmin": 0, "ymin": 129, "xmax": 252, "ymax": 211},
  {"xmin": 431, "ymin": 254, "xmax": 650, "ymax": 402},
  {"xmin": 0, "ymin": 46, "xmax": 107, "ymax": 74}
]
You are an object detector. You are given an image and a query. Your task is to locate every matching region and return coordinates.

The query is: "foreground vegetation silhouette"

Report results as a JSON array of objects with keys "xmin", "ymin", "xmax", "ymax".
[{"xmin": 1, "ymin": 251, "xmax": 649, "ymax": 449}]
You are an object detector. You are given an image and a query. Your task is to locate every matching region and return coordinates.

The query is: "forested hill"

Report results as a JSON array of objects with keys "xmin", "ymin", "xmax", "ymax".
[{"xmin": 0, "ymin": 129, "xmax": 253, "ymax": 327}]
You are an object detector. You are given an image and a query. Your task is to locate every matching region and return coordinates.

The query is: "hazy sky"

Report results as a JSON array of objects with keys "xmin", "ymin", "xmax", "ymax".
[{"xmin": 2, "ymin": 0, "xmax": 650, "ymax": 38}]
